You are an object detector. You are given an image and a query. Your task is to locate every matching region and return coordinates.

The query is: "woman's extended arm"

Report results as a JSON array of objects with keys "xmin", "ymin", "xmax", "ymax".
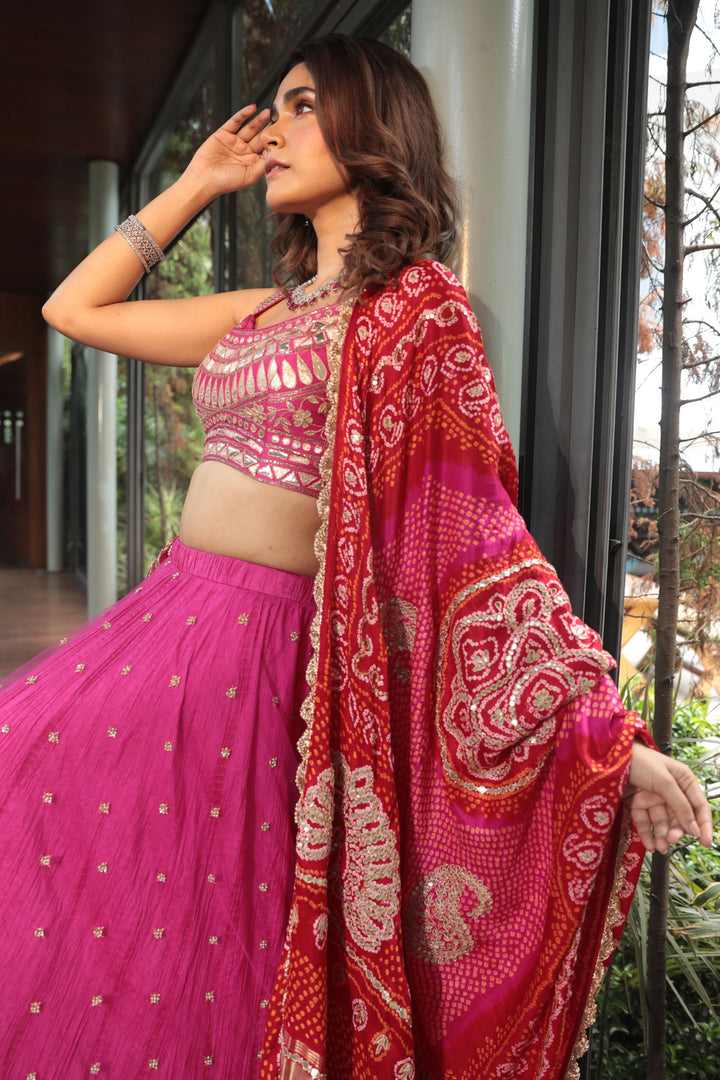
[{"xmin": 42, "ymin": 105, "xmax": 271, "ymax": 367}]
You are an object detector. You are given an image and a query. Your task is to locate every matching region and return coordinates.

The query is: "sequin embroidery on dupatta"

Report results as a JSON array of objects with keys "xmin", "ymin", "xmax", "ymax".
[{"xmin": 260, "ymin": 261, "xmax": 650, "ymax": 1080}]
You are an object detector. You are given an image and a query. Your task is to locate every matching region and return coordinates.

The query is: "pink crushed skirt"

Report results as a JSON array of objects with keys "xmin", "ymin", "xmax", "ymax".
[{"xmin": 0, "ymin": 540, "xmax": 315, "ymax": 1079}]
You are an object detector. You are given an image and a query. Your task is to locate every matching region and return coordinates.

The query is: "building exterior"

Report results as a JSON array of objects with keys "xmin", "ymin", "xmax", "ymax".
[{"xmin": 0, "ymin": 0, "xmax": 652, "ymax": 661}]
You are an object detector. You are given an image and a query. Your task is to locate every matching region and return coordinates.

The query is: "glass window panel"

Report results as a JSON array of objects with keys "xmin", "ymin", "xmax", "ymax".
[
  {"xmin": 377, "ymin": 5, "xmax": 411, "ymax": 55},
  {"xmin": 238, "ymin": 0, "xmax": 326, "ymax": 101},
  {"xmin": 140, "ymin": 63, "xmax": 217, "ymax": 570}
]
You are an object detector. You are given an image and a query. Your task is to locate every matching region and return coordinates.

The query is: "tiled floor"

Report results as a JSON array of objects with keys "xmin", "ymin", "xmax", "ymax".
[{"xmin": 0, "ymin": 566, "xmax": 87, "ymax": 677}]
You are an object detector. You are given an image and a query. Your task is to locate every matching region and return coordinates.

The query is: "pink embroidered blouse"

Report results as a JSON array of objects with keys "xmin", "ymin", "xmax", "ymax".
[{"xmin": 192, "ymin": 295, "xmax": 342, "ymax": 497}]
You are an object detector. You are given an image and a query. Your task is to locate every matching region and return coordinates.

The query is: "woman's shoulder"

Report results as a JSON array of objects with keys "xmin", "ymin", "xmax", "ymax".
[
  {"xmin": 229, "ymin": 286, "xmax": 282, "ymax": 328},
  {"xmin": 392, "ymin": 258, "xmax": 470, "ymax": 306}
]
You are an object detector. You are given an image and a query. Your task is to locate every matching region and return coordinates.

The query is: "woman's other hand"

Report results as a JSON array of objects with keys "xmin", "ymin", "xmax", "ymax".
[{"xmin": 624, "ymin": 740, "xmax": 714, "ymax": 853}]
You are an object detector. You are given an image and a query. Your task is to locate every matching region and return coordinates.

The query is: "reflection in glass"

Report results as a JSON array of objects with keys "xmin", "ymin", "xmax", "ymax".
[{"xmin": 140, "ymin": 68, "xmax": 217, "ymax": 570}]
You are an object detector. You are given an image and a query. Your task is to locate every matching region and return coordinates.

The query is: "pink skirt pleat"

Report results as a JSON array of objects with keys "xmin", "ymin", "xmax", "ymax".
[{"xmin": 0, "ymin": 540, "xmax": 315, "ymax": 1080}]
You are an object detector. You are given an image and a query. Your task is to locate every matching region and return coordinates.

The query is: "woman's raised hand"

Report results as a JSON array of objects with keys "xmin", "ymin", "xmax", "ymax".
[
  {"xmin": 624, "ymin": 740, "xmax": 714, "ymax": 853},
  {"xmin": 184, "ymin": 105, "xmax": 271, "ymax": 199}
]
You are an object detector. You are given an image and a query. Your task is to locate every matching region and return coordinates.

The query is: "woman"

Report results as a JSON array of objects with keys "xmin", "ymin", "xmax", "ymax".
[{"xmin": 0, "ymin": 33, "xmax": 712, "ymax": 1080}]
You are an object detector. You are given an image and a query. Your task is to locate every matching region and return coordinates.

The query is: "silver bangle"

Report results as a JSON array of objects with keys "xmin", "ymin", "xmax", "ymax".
[{"xmin": 113, "ymin": 214, "xmax": 165, "ymax": 273}]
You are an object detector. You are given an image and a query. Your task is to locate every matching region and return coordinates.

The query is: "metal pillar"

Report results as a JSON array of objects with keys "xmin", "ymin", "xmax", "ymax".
[
  {"xmin": 411, "ymin": 0, "xmax": 534, "ymax": 451},
  {"xmin": 86, "ymin": 161, "xmax": 119, "ymax": 617},
  {"xmin": 46, "ymin": 327, "xmax": 65, "ymax": 573}
]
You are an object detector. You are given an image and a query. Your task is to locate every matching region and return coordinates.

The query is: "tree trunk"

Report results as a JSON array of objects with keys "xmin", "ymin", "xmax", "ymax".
[{"xmin": 647, "ymin": 3, "xmax": 699, "ymax": 1077}]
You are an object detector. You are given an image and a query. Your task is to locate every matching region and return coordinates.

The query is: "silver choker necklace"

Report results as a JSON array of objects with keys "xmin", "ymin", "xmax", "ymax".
[{"xmin": 286, "ymin": 275, "xmax": 340, "ymax": 312}]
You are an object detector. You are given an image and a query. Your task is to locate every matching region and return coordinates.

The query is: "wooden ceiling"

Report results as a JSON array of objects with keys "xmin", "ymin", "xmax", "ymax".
[{"xmin": 0, "ymin": 0, "xmax": 213, "ymax": 300}]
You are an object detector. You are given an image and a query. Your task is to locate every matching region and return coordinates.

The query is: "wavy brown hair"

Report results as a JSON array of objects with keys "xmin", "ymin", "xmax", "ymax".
[{"xmin": 270, "ymin": 34, "xmax": 459, "ymax": 297}]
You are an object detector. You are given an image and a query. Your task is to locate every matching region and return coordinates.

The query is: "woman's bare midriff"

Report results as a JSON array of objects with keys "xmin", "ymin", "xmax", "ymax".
[{"xmin": 179, "ymin": 460, "xmax": 321, "ymax": 577}]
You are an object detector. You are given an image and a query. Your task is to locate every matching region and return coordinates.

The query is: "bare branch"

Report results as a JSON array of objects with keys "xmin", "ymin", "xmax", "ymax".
[
  {"xmin": 682, "ymin": 355, "xmax": 720, "ymax": 371},
  {"xmin": 684, "ymin": 242, "xmax": 720, "ymax": 255},
  {"xmin": 680, "ymin": 388, "xmax": 720, "ymax": 405},
  {"xmin": 684, "ymin": 183, "xmax": 720, "ymax": 227},
  {"xmin": 692, "ymin": 22, "xmax": 720, "ymax": 64},
  {"xmin": 683, "ymin": 317, "xmax": 720, "ymax": 335},
  {"xmin": 683, "ymin": 107, "xmax": 720, "ymax": 138},
  {"xmin": 642, "ymin": 240, "xmax": 665, "ymax": 274},
  {"xmin": 645, "ymin": 192, "xmax": 667, "ymax": 210},
  {"xmin": 679, "ymin": 477, "xmax": 720, "ymax": 505},
  {"xmin": 686, "ymin": 79, "xmax": 720, "ymax": 88},
  {"xmin": 679, "ymin": 429, "xmax": 720, "ymax": 443}
]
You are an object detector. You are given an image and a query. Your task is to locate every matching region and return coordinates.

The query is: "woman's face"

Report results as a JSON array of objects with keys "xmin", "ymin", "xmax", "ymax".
[{"xmin": 261, "ymin": 63, "xmax": 356, "ymax": 224}]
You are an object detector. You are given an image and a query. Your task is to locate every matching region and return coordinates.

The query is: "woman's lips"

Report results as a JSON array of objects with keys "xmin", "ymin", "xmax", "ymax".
[{"xmin": 265, "ymin": 159, "xmax": 288, "ymax": 178}]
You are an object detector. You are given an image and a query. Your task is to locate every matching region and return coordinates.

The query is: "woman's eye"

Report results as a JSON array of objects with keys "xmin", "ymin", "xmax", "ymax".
[{"xmin": 296, "ymin": 100, "xmax": 314, "ymax": 114}]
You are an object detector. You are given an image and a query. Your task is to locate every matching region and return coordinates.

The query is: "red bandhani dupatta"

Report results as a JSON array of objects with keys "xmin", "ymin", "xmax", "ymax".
[{"xmin": 260, "ymin": 260, "xmax": 649, "ymax": 1080}]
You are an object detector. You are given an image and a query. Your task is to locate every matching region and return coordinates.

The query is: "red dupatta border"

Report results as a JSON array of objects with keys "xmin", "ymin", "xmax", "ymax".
[{"xmin": 260, "ymin": 261, "xmax": 649, "ymax": 1080}]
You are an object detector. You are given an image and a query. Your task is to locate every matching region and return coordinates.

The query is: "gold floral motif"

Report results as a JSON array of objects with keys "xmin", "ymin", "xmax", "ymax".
[
  {"xmin": 159, "ymin": 803, "xmax": 169, "ymax": 815},
  {"xmin": 208, "ymin": 935, "xmax": 219, "ymax": 945},
  {"xmin": 26, "ymin": 675, "xmax": 38, "ymax": 685},
  {"xmin": 42, "ymin": 792, "xmax": 53, "ymax": 803},
  {"xmin": 48, "ymin": 731, "xmax": 59, "ymax": 743},
  {"xmin": 91, "ymin": 994, "xmax": 103, "ymax": 1006},
  {"xmin": 121, "ymin": 665, "xmax": 132, "ymax": 675},
  {"xmin": 75, "ymin": 663, "xmax": 86, "ymax": 673},
  {"xmin": 226, "ymin": 686, "xmax": 236, "ymax": 698},
  {"xmin": 164, "ymin": 740, "xmax": 172, "ymax": 751},
  {"xmin": 93, "ymin": 926, "xmax": 105, "ymax": 938},
  {"xmin": 98, "ymin": 802, "xmax": 110, "ymax": 814},
  {"xmin": 261, "ymin": 821, "xmax": 270, "ymax": 831},
  {"xmin": 238, "ymin": 613, "xmax": 249, "ymax": 624},
  {"xmin": 156, "ymin": 873, "xmax": 166, "ymax": 883},
  {"xmin": 97, "ymin": 862, "xmax": 108, "ymax": 873},
  {"xmin": 150, "ymin": 993, "xmax": 160, "ymax": 1004},
  {"xmin": 40, "ymin": 855, "xmax": 51, "ymax": 867},
  {"xmin": 208, "ymin": 873, "xmax": 216, "ymax": 883},
  {"xmin": 169, "ymin": 675, "xmax": 181, "ymax": 687},
  {"xmin": 34, "ymin": 927, "xmax": 45, "ymax": 937},
  {"xmin": 148, "ymin": 1060, "xmax": 159, "ymax": 1070},
  {"xmin": 335, "ymin": 753, "xmax": 401, "ymax": 954},
  {"xmin": 107, "ymin": 727, "xmax": 118, "ymax": 738},
  {"xmin": 404, "ymin": 864, "xmax": 492, "ymax": 963},
  {"xmin": 204, "ymin": 1056, "xmax": 214, "ymax": 1066},
  {"xmin": 205, "ymin": 990, "xmax": 215, "ymax": 1001},
  {"xmin": 1, "ymin": 724, "xmax": 9, "ymax": 733},
  {"xmin": 268, "ymin": 757, "xmax": 278, "ymax": 768},
  {"xmin": 187, "ymin": 615, "xmax": 197, "ymax": 625},
  {"xmin": 90, "ymin": 1065, "xmax": 101, "ymax": 1075},
  {"xmin": 30, "ymin": 1002, "xmax": 41, "ymax": 1013},
  {"xmin": 296, "ymin": 767, "xmax": 334, "ymax": 863},
  {"xmin": 437, "ymin": 567, "xmax": 613, "ymax": 791},
  {"xmin": 210, "ymin": 807, "xmax": 220, "ymax": 818},
  {"xmin": 142, "ymin": 612, "xmax": 153, "ymax": 622},
  {"xmin": 220, "ymin": 747, "xmax": 230, "ymax": 758},
  {"xmin": 153, "ymin": 928, "xmax": 165, "ymax": 939}
]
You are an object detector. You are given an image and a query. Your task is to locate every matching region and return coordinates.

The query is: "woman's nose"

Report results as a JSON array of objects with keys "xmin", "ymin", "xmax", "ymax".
[{"xmin": 260, "ymin": 119, "xmax": 283, "ymax": 149}]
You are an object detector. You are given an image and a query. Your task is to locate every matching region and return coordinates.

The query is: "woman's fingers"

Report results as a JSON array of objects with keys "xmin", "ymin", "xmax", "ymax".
[
  {"xmin": 221, "ymin": 105, "xmax": 270, "ymax": 151},
  {"xmin": 625, "ymin": 742, "xmax": 714, "ymax": 851}
]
